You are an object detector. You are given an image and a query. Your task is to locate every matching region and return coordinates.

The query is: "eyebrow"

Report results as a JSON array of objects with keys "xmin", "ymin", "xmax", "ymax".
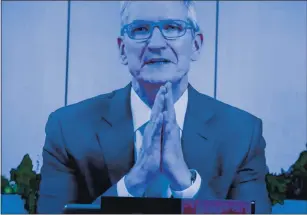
[
  {"xmin": 131, "ymin": 16, "xmax": 184, "ymax": 22},
  {"xmin": 130, "ymin": 19, "xmax": 183, "ymax": 23}
]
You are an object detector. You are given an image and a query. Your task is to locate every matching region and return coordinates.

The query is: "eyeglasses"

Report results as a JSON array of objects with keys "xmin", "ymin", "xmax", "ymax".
[{"xmin": 120, "ymin": 19, "xmax": 199, "ymax": 41}]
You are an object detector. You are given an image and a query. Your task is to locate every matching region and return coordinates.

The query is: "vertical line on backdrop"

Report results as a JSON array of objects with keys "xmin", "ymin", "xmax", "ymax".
[
  {"xmin": 214, "ymin": 0, "xmax": 220, "ymax": 99},
  {"xmin": 64, "ymin": 0, "xmax": 71, "ymax": 106}
]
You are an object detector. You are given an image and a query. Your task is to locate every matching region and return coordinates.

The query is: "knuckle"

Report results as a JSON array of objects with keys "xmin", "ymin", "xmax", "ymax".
[
  {"xmin": 149, "ymin": 119, "xmax": 157, "ymax": 125},
  {"xmin": 151, "ymin": 134, "xmax": 159, "ymax": 142},
  {"xmin": 149, "ymin": 116, "xmax": 155, "ymax": 123}
]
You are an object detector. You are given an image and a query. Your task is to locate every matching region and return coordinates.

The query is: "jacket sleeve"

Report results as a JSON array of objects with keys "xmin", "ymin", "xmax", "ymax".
[
  {"xmin": 228, "ymin": 119, "xmax": 272, "ymax": 214},
  {"xmin": 37, "ymin": 112, "xmax": 119, "ymax": 214}
]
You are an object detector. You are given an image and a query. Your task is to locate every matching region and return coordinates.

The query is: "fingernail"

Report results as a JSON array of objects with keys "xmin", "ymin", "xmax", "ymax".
[{"xmin": 160, "ymin": 86, "xmax": 165, "ymax": 92}]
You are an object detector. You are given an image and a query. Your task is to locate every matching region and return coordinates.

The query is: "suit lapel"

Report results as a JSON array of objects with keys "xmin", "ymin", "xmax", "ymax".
[
  {"xmin": 94, "ymin": 83, "xmax": 219, "ymax": 188},
  {"xmin": 182, "ymin": 85, "xmax": 220, "ymax": 183},
  {"xmin": 96, "ymin": 83, "xmax": 135, "ymax": 184}
]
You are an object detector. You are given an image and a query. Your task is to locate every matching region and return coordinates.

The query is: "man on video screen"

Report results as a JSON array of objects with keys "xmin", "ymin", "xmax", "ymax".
[{"xmin": 38, "ymin": 1, "xmax": 271, "ymax": 213}]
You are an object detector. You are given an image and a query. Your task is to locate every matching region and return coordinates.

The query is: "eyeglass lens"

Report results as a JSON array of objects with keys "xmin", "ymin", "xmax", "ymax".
[{"xmin": 128, "ymin": 20, "xmax": 187, "ymax": 39}]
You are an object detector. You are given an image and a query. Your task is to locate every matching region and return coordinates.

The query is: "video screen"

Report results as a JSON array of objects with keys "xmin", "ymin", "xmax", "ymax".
[{"xmin": 1, "ymin": 1, "xmax": 306, "ymax": 214}]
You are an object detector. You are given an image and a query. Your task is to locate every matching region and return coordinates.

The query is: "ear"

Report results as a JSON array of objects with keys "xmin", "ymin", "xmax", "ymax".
[
  {"xmin": 117, "ymin": 37, "xmax": 128, "ymax": 65},
  {"xmin": 190, "ymin": 32, "xmax": 203, "ymax": 61}
]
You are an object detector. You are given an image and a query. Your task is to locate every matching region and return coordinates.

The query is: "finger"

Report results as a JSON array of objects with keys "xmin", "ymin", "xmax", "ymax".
[
  {"xmin": 152, "ymin": 113, "xmax": 163, "ymax": 140},
  {"xmin": 162, "ymin": 111, "xmax": 172, "ymax": 134},
  {"xmin": 164, "ymin": 83, "xmax": 176, "ymax": 123},
  {"xmin": 150, "ymin": 86, "xmax": 166, "ymax": 123},
  {"xmin": 144, "ymin": 112, "xmax": 163, "ymax": 149},
  {"xmin": 162, "ymin": 110, "xmax": 168, "ymax": 129}
]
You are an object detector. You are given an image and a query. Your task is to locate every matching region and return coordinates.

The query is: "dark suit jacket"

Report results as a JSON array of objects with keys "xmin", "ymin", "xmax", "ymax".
[{"xmin": 37, "ymin": 83, "xmax": 271, "ymax": 214}]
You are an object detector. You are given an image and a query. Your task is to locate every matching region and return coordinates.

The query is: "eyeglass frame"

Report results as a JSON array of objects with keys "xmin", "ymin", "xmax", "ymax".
[{"xmin": 120, "ymin": 19, "xmax": 200, "ymax": 41}]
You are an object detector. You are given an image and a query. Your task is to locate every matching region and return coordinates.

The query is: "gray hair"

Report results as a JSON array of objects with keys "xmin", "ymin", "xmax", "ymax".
[{"xmin": 119, "ymin": 1, "xmax": 199, "ymax": 30}]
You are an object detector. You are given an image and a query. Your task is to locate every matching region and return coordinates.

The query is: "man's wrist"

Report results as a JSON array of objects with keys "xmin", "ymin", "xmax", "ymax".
[
  {"xmin": 169, "ymin": 166, "xmax": 192, "ymax": 191},
  {"xmin": 170, "ymin": 169, "xmax": 201, "ymax": 198},
  {"xmin": 124, "ymin": 165, "xmax": 147, "ymax": 197}
]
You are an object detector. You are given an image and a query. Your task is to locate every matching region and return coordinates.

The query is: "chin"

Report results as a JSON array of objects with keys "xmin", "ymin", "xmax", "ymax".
[
  {"xmin": 139, "ymin": 71, "xmax": 184, "ymax": 85},
  {"xmin": 140, "ymin": 76, "xmax": 174, "ymax": 85}
]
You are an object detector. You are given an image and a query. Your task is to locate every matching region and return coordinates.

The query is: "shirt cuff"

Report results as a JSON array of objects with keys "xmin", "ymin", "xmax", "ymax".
[
  {"xmin": 117, "ymin": 175, "xmax": 134, "ymax": 197},
  {"xmin": 170, "ymin": 169, "xmax": 201, "ymax": 198}
]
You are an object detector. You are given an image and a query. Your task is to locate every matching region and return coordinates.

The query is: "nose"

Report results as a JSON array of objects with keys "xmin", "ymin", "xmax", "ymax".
[{"xmin": 147, "ymin": 27, "xmax": 167, "ymax": 51}]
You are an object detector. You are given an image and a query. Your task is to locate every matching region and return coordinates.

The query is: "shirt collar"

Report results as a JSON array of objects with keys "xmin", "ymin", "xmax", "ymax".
[{"xmin": 130, "ymin": 87, "xmax": 188, "ymax": 132}]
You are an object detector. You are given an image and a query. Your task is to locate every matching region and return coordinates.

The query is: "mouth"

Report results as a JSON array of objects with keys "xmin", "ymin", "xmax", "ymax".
[{"xmin": 143, "ymin": 58, "xmax": 172, "ymax": 66}]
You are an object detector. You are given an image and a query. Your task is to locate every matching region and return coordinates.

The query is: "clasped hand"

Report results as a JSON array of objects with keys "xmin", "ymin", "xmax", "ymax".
[{"xmin": 126, "ymin": 82, "xmax": 191, "ymax": 196}]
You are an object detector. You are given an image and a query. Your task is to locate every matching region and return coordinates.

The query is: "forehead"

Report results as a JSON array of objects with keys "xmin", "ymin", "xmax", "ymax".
[{"xmin": 125, "ymin": 1, "xmax": 188, "ymax": 23}]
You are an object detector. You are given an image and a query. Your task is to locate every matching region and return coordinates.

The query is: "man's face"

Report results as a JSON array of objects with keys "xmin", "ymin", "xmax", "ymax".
[{"xmin": 118, "ymin": 1, "xmax": 202, "ymax": 85}]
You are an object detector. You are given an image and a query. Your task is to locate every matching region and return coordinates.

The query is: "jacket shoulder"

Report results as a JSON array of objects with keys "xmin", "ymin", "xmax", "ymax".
[
  {"xmin": 198, "ymin": 92, "xmax": 262, "ymax": 129},
  {"xmin": 49, "ymin": 90, "xmax": 116, "ymax": 123}
]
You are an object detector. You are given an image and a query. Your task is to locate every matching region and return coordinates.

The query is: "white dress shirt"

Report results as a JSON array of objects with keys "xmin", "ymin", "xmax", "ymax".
[{"xmin": 116, "ymin": 87, "xmax": 201, "ymax": 198}]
